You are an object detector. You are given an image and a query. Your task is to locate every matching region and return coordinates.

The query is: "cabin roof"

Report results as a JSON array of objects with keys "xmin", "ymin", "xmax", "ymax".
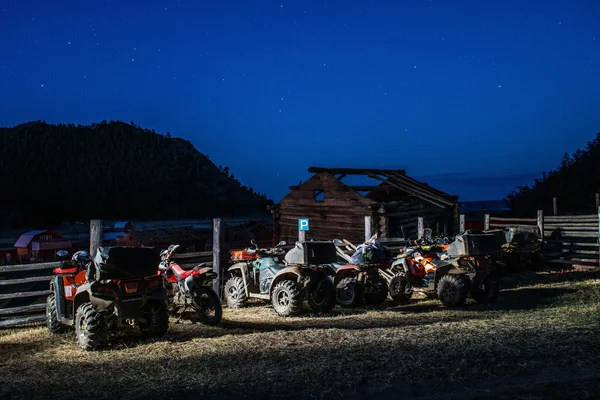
[
  {"xmin": 285, "ymin": 166, "xmax": 458, "ymax": 209},
  {"xmin": 13, "ymin": 230, "xmax": 60, "ymax": 248}
]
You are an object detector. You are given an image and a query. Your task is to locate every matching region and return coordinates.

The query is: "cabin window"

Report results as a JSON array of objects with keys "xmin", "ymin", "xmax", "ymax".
[
  {"xmin": 313, "ymin": 190, "xmax": 324, "ymax": 202},
  {"xmin": 39, "ymin": 235, "xmax": 52, "ymax": 241}
]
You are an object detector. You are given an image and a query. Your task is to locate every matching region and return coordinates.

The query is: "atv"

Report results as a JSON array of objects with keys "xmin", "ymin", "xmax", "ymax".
[
  {"xmin": 381, "ymin": 230, "xmax": 501, "ymax": 307},
  {"xmin": 485, "ymin": 226, "xmax": 543, "ymax": 274},
  {"xmin": 326, "ymin": 236, "xmax": 390, "ymax": 308},
  {"xmin": 224, "ymin": 240, "xmax": 336, "ymax": 317},
  {"xmin": 46, "ymin": 246, "xmax": 169, "ymax": 351}
]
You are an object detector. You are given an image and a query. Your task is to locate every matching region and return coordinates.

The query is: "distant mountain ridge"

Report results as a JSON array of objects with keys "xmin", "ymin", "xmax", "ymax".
[
  {"xmin": 459, "ymin": 200, "xmax": 508, "ymax": 212},
  {"xmin": 0, "ymin": 120, "xmax": 272, "ymax": 228},
  {"xmin": 504, "ymin": 131, "xmax": 600, "ymax": 216}
]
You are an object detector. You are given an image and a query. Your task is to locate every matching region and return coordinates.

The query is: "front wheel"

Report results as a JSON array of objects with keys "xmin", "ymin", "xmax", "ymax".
[
  {"xmin": 308, "ymin": 278, "xmax": 336, "ymax": 313},
  {"xmin": 388, "ymin": 272, "xmax": 413, "ymax": 305},
  {"xmin": 271, "ymin": 279, "xmax": 302, "ymax": 317},
  {"xmin": 224, "ymin": 275, "xmax": 247, "ymax": 308},
  {"xmin": 46, "ymin": 294, "xmax": 68, "ymax": 334},
  {"xmin": 335, "ymin": 276, "xmax": 364, "ymax": 308},
  {"xmin": 139, "ymin": 300, "xmax": 169, "ymax": 338},
  {"xmin": 471, "ymin": 276, "xmax": 500, "ymax": 304},
  {"xmin": 193, "ymin": 285, "xmax": 223, "ymax": 326},
  {"xmin": 437, "ymin": 274, "xmax": 469, "ymax": 307}
]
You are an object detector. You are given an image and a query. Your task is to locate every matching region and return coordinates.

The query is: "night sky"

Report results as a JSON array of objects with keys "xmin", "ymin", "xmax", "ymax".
[{"xmin": 1, "ymin": 0, "xmax": 599, "ymax": 202}]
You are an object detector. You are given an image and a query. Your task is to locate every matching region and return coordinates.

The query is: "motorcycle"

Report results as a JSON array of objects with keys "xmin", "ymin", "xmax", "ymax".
[{"xmin": 158, "ymin": 244, "xmax": 222, "ymax": 325}]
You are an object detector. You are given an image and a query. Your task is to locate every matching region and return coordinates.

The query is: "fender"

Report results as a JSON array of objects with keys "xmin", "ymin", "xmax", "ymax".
[
  {"xmin": 227, "ymin": 262, "xmax": 249, "ymax": 276},
  {"xmin": 433, "ymin": 263, "xmax": 453, "ymax": 287},
  {"xmin": 193, "ymin": 267, "xmax": 216, "ymax": 280},
  {"xmin": 391, "ymin": 258, "xmax": 410, "ymax": 273},
  {"xmin": 52, "ymin": 275, "xmax": 68, "ymax": 320},
  {"xmin": 53, "ymin": 267, "xmax": 78, "ymax": 275},
  {"xmin": 268, "ymin": 266, "xmax": 304, "ymax": 295},
  {"xmin": 332, "ymin": 265, "xmax": 359, "ymax": 286},
  {"xmin": 74, "ymin": 283, "xmax": 113, "ymax": 313}
]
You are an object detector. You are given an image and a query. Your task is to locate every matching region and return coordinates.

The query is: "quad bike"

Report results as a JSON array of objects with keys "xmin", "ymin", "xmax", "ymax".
[
  {"xmin": 381, "ymin": 230, "xmax": 501, "ymax": 307},
  {"xmin": 326, "ymin": 236, "xmax": 390, "ymax": 308},
  {"xmin": 158, "ymin": 244, "xmax": 222, "ymax": 326},
  {"xmin": 224, "ymin": 240, "xmax": 336, "ymax": 317},
  {"xmin": 485, "ymin": 226, "xmax": 543, "ymax": 275},
  {"xmin": 46, "ymin": 246, "xmax": 169, "ymax": 351},
  {"xmin": 410, "ymin": 228, "xmax": 451, "ymax": 253}
]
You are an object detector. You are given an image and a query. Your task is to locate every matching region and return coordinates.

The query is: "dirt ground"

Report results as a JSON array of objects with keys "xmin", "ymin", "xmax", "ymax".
[{"xmin": 0, "ymin": 268, "xmax": 599, "ymax": 400}]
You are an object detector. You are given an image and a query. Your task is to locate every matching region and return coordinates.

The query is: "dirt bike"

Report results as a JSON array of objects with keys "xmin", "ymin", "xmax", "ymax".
[{"xmin": 158, "ymin": 244, "xmax": 222, "ymax": 325}]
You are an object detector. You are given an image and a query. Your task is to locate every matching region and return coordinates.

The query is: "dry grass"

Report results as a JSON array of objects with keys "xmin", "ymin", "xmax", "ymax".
[{"xmin": 1, "ymin": 269, "xmax": 599, "ymax": 400}]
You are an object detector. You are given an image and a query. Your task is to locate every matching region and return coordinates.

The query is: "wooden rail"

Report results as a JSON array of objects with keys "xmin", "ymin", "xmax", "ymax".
[
  {"xmin": 0, "ymin": 218, "xmax": 278, "ymax": 329},
  {"xmin": 0, "ymin": 261, "xmax": 61, "ymax": 328},
  {"xmin": 483, "ymin": 209, "xmax": 600, "ymax": 269}
]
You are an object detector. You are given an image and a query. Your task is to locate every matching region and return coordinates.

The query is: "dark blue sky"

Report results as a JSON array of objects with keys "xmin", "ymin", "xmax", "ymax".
[{"xmin": 1, "ymin": 0, "xmax": 599, "ymax": 202}]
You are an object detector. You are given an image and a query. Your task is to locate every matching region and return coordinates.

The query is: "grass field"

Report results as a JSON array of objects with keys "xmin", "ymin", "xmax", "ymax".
[{"xmin": 1, "ymin": 268, "xmax": 599, "ymax": 400}]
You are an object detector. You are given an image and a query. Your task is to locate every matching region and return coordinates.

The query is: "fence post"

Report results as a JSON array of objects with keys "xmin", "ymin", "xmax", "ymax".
[
  {"xmin": 537, "ymin": 210, "xmax": 544, "ymax": 239},
  {"xmin": 89, "ymin": 220, "xmax": 103, "ymax": 259},
  {"xmin": 213, "ymin": 218, "xmax": 222, "ymax": 299},
  {"xmin": 459, "ymin": 214, "xmax": 465, "ymax": 233},
  {"xmin": 553, "ymin": 197, "xmax": 558, "ymax": 216},
  {"xmin": 364, "ymin": 216, "xmax": 372, "ymax": 241},
  {"xmin": 597, "ymin": 207, "xmax": 600, "ymax": 268},
  {"xmin": 484, "ymin": 214, "xmax": 490, "ymax": 230},
  {"xmin": 598, "ymin": 206, "xmax": 600, "ymax": 267},
  {"xmin": 417, "ymin": 217, "xmax": 424, "ymax": 239}
]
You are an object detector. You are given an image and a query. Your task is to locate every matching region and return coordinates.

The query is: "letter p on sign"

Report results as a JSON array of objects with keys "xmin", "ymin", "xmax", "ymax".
[{"xmin": 298, "ymin": 218, "xmax": 309, "ymax": 231}]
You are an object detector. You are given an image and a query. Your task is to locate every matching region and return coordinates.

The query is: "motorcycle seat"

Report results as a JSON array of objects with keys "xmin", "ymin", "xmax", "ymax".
[{"xmin": 170, "ymin": 263, "xmax": 194, "ymax": 280}]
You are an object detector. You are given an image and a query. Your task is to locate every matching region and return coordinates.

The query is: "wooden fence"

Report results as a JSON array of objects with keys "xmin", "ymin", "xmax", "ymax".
[
  {"xmin": 0, "ymin": 217, "xmax": 275, "ymax": 329},
  {"xmin": 483, "ymin": 210, "xmax": 599, "ymax": 269},
  {"xmin": 3, "ymin": 209, "xmax": 598, "ymax": 329}
]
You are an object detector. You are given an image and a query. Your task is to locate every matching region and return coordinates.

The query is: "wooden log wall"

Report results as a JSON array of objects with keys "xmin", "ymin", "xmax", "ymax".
[
  {"xmin": 274, "ymin": 172, "xmax": 375, "ymax": 244},
  {"xmin": 381, "ymin": 204, "xmax": 455, "ymax": 240}
]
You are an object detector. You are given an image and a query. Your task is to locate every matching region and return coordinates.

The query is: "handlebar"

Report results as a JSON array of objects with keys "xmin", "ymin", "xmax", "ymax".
[{"xmin": 160, "ymin": 244, "xmax": 180, "ymax": 260}]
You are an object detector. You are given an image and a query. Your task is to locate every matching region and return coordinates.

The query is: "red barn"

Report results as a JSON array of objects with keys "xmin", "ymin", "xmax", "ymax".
[{"xmin": 13, "ymin": 230, "xmax": 72, "ymax": 263}]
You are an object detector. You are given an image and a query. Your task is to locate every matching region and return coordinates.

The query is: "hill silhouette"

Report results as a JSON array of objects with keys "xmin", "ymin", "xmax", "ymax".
[
  {"xmin": 0, "ymin": 120, "xmax": 272, "ymax": 227},
  {"xmin": 504, "ymin": 131, "xmax": 600, "ymax": 216}
]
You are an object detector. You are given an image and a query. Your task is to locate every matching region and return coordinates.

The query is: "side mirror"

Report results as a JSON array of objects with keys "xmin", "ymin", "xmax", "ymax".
[
  {"xmin": 57, "ymin": 250, "xmax": 69, "ymax": 257},
  {"xmin": 277, "ymin": 240, "xmax": 287, "ymax": 246}
]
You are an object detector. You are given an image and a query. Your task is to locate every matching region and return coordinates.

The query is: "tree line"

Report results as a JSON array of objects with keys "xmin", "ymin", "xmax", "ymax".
[
  {"xmin": 0, "ymin": 120, "xmax": 273, "ymax": 228},
  {"xmin": 503, "ymin": 131, "xmax": 600, "ymax": 216}
]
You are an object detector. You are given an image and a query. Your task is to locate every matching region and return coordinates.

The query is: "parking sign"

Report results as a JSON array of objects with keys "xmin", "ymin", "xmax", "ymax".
[{"xmin": 298, "ymin": 218, "xmax": 309, "ymax": 231}]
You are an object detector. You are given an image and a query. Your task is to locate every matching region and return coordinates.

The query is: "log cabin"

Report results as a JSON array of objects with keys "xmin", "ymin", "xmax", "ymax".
[{"xmin": 269, "ymin": 167, "xmax": 459, "ymax": 244}]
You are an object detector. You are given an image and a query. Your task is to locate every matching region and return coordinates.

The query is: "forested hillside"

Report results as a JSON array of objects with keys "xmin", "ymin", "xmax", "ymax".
[
  {"xmin": 504, "ymin": 132, "xmax": 600, "ymax": 216},
  {"xmin": 0, "ymin": 120, "xmax": 272, "ymax": 227}
]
